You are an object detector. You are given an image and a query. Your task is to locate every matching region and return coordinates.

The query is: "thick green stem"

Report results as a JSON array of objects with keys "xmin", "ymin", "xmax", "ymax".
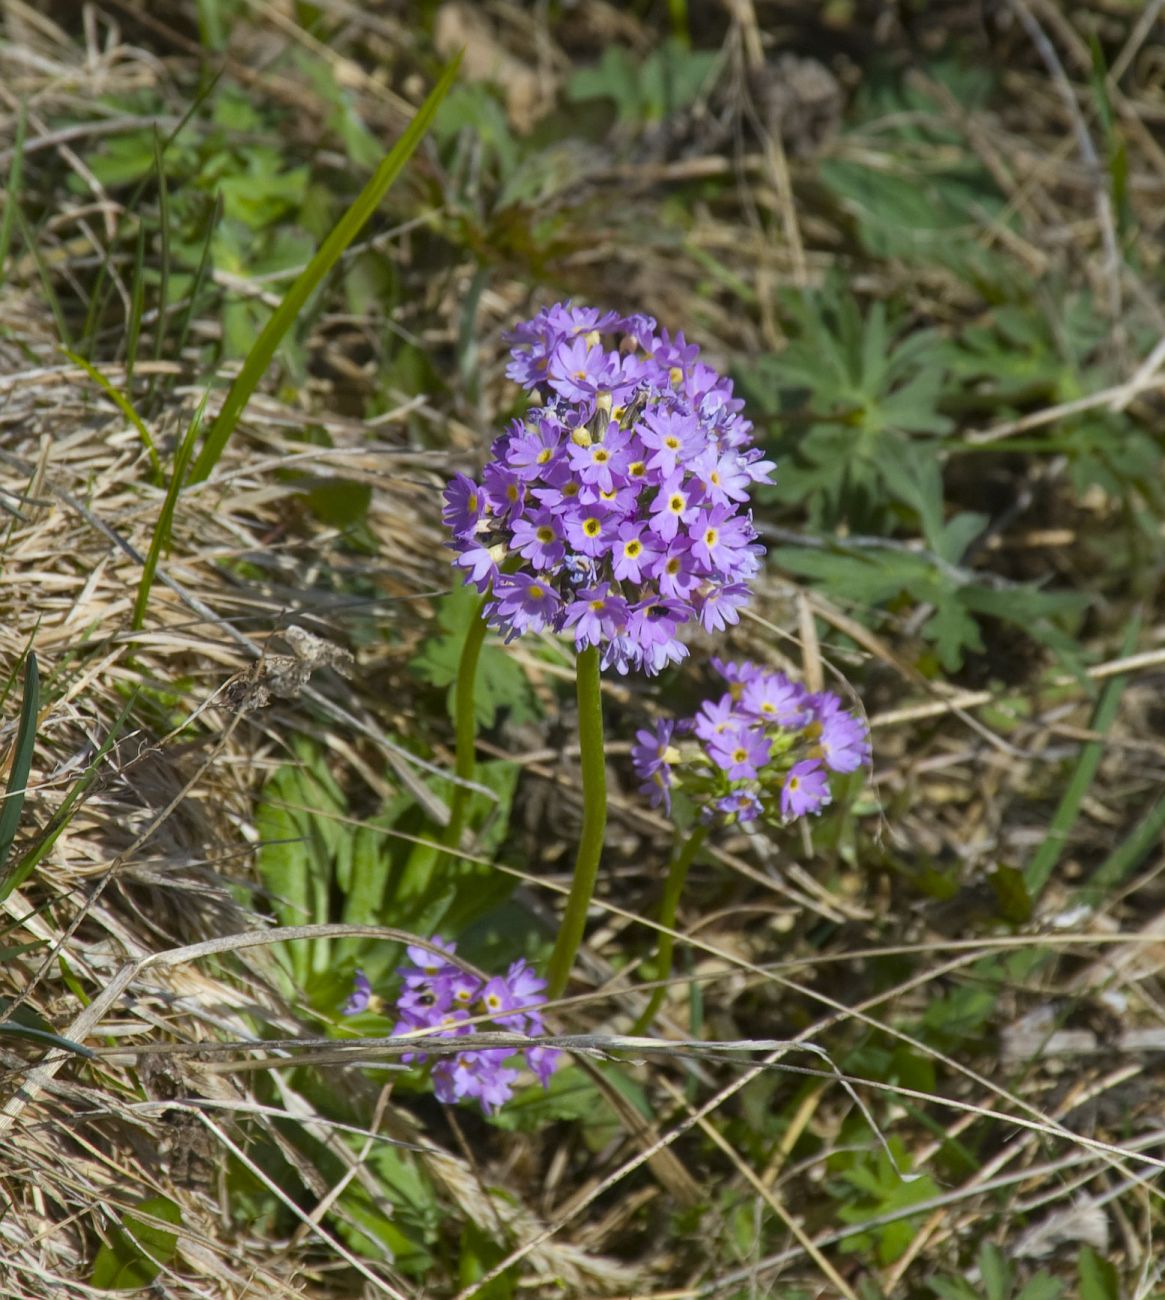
[
  {"xmin": 631, "ymin": 823, "xmax": 709, "ymax": 1033},
  {"xmin": 545, "ymin": 645, "xmax": 607, "ymax": 1000},
  {"xmin": 442, "ymin": 605, "xmax": 488, "ymax": 855}
]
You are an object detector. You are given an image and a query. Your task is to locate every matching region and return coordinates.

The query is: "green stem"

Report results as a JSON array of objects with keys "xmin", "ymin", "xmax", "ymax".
[
  {"xmin": 545, "ymin": 645, "xmax": 607, "ymax": 1000},
  {"xmin": 443, "ymin": 604, "xmax": 488, "ymax": 855},
  {"xmin": 631, "ymin": 823, "xmax": 709, "ymax": 1034}
]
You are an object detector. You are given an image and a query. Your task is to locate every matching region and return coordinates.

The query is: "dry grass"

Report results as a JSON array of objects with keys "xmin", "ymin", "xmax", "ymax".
[{"xmin": 3, "ymin": 1, "xmax": 1165, "ymax": 1296}]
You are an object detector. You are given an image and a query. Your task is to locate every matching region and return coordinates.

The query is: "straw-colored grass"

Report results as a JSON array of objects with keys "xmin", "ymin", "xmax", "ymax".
[{"xmin": 4, "ymin": 1, "xmax": 1165, "ymax": 1296}]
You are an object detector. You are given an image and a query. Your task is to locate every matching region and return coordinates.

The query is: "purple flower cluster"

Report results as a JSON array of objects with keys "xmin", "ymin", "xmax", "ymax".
[
  {"xmin": 443, "ymin": 303, "xmax": 774, "ymax": 675},
  {"xmin": 630, "ymin": 658, "xmax": 871, "ymax": 822},
  {"xmin": 345, "ymin": 939, "xmax": 560, "ymax": 1115}
]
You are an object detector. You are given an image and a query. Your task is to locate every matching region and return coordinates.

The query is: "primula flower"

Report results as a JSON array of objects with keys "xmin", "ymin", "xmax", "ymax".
[
  {"xmin": 443, "ymin": 303, "xmax": 773, "ymax": 675},
  {"xmin": 631, "ymin": 660, "xmax": 870, "ymax": 826},
  {"xmin": 780, "ymin": 760, "xmax": 832, "ymax": 818},
  {"xmin": 347, "ymin": 941, "xmax": 560, "ymax": 1116},
  {"xmin": 631, "ymin": 720, "xmax": 678, "ymax": 812}
]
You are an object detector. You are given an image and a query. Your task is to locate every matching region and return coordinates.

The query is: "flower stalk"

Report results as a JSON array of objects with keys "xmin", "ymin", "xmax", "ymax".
[
  {"xmin": 442, "ymin": 602, "xmax": 488, "ymax": 857},
  {"xmin": 545, "ymin": 644, "xmax": 607, "ymax": 1000},
  {"xmin": 632, "ymin": 822, "xmax": 708, "ymax": 1033}
]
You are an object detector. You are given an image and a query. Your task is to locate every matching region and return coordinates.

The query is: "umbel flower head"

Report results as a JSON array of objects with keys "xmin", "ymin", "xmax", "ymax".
[
  {"xmin": 345, "ymin": 940, "xmax": 560, "ymax": 1115},
  {"xmin": 443, "ymin": 303, "xmax": 774, "ymax": 675},
  {"xmin": 631, "ymin": 658, "xmax": 871, "ymax": 822}
]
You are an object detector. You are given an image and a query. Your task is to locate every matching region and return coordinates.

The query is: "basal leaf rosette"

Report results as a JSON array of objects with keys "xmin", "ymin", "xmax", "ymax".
[
  {"xmin": 443, "ymin": 303, "xmax": 774, "ymax": 675},
  {"xmin": 631, "ymin": 658, "xmax": 872, "ymax": 822}
]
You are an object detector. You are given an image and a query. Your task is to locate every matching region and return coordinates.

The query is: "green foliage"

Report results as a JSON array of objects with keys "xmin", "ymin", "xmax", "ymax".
[
  {"xmin": 412, "ymin": 584, "xmax": 541, "ymax": 728},
  {"xmin": 90, "ymin": 1196, "xmax": 181, "ymax": 1289},
  {"xmin": 0, "ymin": 652, "xmax": 38, "ymax": 892},
  {"xmin": 834, "ymin": 1139, "xmax": 941, "ymax": 1264},
  {"xmin": 254, "ymin": 737, "xmax": 519, "ymax": 1003},
  {"xmin": 820, "ymin": 62, "xmax": 1011, "ymax": 284},
  {"xmin": 567, "ymin": 38, "xmax": 718, "ymax": 126},
  {"xmin": 743, "ymin": 282, "xmax": 954, "ymax": 530},
  {"xmin": 334, "ymin": 1144, "xmax": 441, "ymax": 1272},
  {"xmin": 188, "ymin": 55, "xmax": 460, "ymax": 481},
  {"xmin": 928, "ymin": 1241, "xmax": 1119, "ymax": 1300},
  {"xmin": 745, "ymin": 280, "xmax": 1089, "ymax": 670}
]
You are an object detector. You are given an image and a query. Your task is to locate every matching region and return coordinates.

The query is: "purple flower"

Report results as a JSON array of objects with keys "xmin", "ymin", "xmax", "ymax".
[
  {"xmin": 648, "ymin": 474, "xmax": 699, "ymax": 542},
  {"xmin": 780, "ymin": 760, "xmax": 832, "ymax": 819},
  {"xmin": 443, "ymin": 473, "xmax": 485, "ymax": 538},
  {"xmin": 506, "ymin": 422, "xmax": 563, "ymax": 480},
  {"xmin": 452, "ymin": 541, "xmax": 500, "ymax": 594},
  {"xmin": 637, "ymin": 408, "xmax": 701, "ymax": 478},
  {"xmin": 612, "ymin": 521, "xmax": 658, "ymax": 584},
  {"xmin": 563, "ymin": 584, "xmax": 630, "ymax": 649},
  {"xmin": 487, "ymin": 573, "xmax": 563, "ymax": 639},
  {"xmin": 633, "ymin": 660, "xmax": 870, "ymax": 827},
  {"xmin": 567, "ymin": 424, "xmax": 631, "ymax": 492},
  {"xmin": 444, "ymin": 304, "xmax": 772, "ymax": 672},
  {"xmin": 631, "ymin": 720, "xmax": 677, "ymax": 812},
  {"xmin": 377, "ymin": 939, "xmax": 560, "ymax": 1115},
  {"xmin": 689, "ymin": 503, "xmax": 754, "ymax": 571},
  {"xmin": 481, "ymin": 462, "xmax": 526, "ymax": 522},
  {"xmin": 510, "ymin": 510, "xmax": 566, "ymax": 571},
  {"xmin": 715, "ymin": 790, "xmax": 764, "ymax": 823},
  {"xmin": 708, "ymin": 724, "xmax": 771, "ymax": 780},
  {"xmin": 548, "ymin": 336, "xmax": 617, "ymax": 402},
  {"xmin": 651, "ymin": 536, "xmax": 700, "ymax": 600},
  {"xmin": 818, "ymin": 709, "xmax": 871, "ymax": 773},
  {"xmin": 741, "ymin": 673, "xmax": 808, "ymax": 728},
  {"xmin": 562, "ymin": 502, "xmax": 618, "ymax": 558},
  {"xmin": 344, "ymin": 969, "xmax": 375, "ymax": 1015},
  {"xmin": 694, "ymin": 582, "xmax": 751, "ymax": 633},
  {"xmin": 693, "ymin": 693, "xmax": 739, "ymax": 743},
  {"xmin": 690, "ymin": 448, "xmax": 750, "ymax": 506}
]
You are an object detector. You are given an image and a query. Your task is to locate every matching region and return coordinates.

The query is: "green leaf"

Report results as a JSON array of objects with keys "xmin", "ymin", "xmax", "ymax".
[
  {"xmin": 1014, "ymin": 1275, "xmax": 1063, "ymax": 1300},
  {"xmin": 989, "ymin": 864, "xmax": 1033, "ymax": 925},
  {"xmin": 90, "ymin": 1196, "xmax": 181, "ymax": 1289},
  {"xmin": 188, "ymin": 55, "xmax": 461, "ymax": 483},
  {"xmin": 1076, "ymin": 1247, "xmax": 1118, "ymax": 1300},
  {"xmin": 0, "ymin": 652, "xmax": 38, "ymax": 886},
  {"xmin": 979, "ymin": 1241, "xmax": 1011, "ymax": 1300},
  {"xmin": 412, "ymin": 584, "xmax": 540, "ymax": 728},
  {"xmin": 929, "ymin": 1279, "xmax": 981, "ymax": 1300}
]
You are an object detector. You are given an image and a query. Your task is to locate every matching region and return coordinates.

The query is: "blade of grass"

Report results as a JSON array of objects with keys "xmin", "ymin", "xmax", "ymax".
[
  {"xmin": 0, "ymin": 688, "xmax": 138, "ymax": 904},
  {"xmin": 0, "ymin": 101, "xmax": 27, "ymax": 290},
  {"xmin": 150, "ymin": 128, "xmax": 171, "ymax": 369},
  {"xmin": 0, "ymin": 653, "xmax": 39, "ymax": 885},
  {"xmin": 124, "ymin": 220, "xmax": 147, "ymax": 385},
  {"xmin": 1079, "ymin": 793, "xmax": 1165, "ymax": 904},
  {"xmin": 14, "ymin": 206, "xmax": 71, "ymax": 349},
  {"xmin": 1024, "ymin": 613, "xmax": 1141, "ymax": 898},
  {"xmin": 167, "ymin": 191, "xmax": 220, "ymax": 373},
  {"xmin": 61, "ymin": 348, "xmax": 162, "ymax": 482},
  {"xmin": 187, "ymin": 54, "xmax": 461, "ymax": 483},
  {"xmin": 132, "ymin": 393, "xmax": 208, "ymax": 630},
  {"xmin": 80, "ymin": 75, "xmax": 220, "ymax": 358}
]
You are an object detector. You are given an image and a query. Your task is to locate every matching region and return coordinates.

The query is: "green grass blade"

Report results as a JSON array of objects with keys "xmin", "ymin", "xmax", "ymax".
[
  {"xmin": 151, "ymin": 128, "xmax": 171, "ymax": 368},
  {"xmin": 1024, "ymin": 614, "xmax": 1141, "ymax": 899},
  {"xmin": 62, "ymin": 348, "xmax": 162, "ymax": 482},
  {"xmin": 1080, "ymin": 793, "xmax": 1165, "ymax": 903},
  {"xmin": 15, "ymin": 206, "xmax": 71, "ymax": 349},
  {"xmin": 0, "ymin": 101, "xmax": 27, "ymax": 290},
  {"xmin": 125, "ymin": 221, "xmax": 147, "ymax": 385},
  {"xmin": 132, "ymin": 393, "xmax": 208, "ymax": 630},
  {"xmin": 187, "ymin": 54, "xmax": 461, "ymax": 484},
  {"xmin": 0, "ymin": 652, "xmax": 39, "ymax": 884},
  {"xmin": 0, "ymin": 689, "xmax": 138, "ymax": 904}
]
